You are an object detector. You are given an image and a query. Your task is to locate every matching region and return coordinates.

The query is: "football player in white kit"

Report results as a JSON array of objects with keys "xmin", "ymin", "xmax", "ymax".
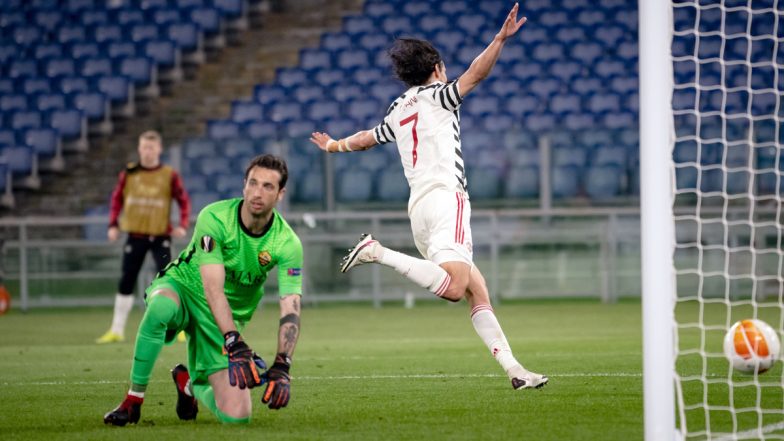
[{"xmin": 310, "ymin": 3, "xmax": 547, "ymax": 390}]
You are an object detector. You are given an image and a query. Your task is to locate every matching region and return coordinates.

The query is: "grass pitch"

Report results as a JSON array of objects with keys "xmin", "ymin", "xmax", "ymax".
[{"xmin": 0, "ymin": 299, "xmax": 644, "ymax": 440}]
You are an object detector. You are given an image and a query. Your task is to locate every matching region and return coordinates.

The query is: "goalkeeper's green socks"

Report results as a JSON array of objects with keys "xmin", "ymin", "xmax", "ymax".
[
  {"xmin": 129, "ymin": 294, "xmax": 180, "ymax": 390},
  {"xmin": 192, "ymin": 383, "xmax": 250, "ymax": 424}
]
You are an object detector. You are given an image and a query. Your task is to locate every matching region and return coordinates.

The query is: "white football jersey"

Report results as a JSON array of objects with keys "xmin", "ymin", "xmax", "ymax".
[{"xmin": 372, "ymin": 79, "xmax": 467, "ymax": 211}]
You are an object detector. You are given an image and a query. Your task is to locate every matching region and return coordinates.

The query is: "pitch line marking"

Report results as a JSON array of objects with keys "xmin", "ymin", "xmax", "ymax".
[{"xmin": 1, "ymin": 372, "xmax": 642, "ymax": 387}]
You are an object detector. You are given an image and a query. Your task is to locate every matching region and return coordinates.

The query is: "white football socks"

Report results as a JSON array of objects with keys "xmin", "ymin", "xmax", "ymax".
[
  {"xmin": 470, "ymin": 305, "xmax": 522, "ymax": 376},
  {"xmin": 376, "ymin": 246, "xmax": 451, "ymax": 297},
  {"xmin": 110, "ymin": 293, "xmax": 135, "ymax": 337}
]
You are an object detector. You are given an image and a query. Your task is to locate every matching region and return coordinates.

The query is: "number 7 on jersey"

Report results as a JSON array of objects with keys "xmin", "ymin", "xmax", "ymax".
[{"xmin": 400, "ymin": 112, "xmax": 419, "ymax": 167}]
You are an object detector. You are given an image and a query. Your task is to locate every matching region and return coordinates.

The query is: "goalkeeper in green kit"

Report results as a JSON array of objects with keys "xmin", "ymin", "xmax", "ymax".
[{"xmin": 104, "ymin": 154, "xmax": 303, "ymax": 425}]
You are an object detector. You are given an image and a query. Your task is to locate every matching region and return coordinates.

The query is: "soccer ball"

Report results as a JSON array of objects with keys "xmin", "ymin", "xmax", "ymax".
[
  {"xmin": 723, "ymin": 319, "xmax": 781, "ymax": 374},
  {"xmin": 0, "ymin": 286, "xmax": 9, "ymax": 315}
]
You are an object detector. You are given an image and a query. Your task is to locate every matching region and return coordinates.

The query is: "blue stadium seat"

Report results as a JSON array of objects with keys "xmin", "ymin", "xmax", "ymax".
[
  {"xmin": 467, "ymin": 166, "xmax": 502, "ymax": 199},
  {"xmin": 214, "ymin": 173, "xmax": 243, "ymax": 199},
  {"xmin": 13, "ymin": 25, "xmax": 42, "ymax": 48},
  {"xmin": 189, "ymin": 191, "xmax": 221, "ymax": 214},
  {"xmin": 35, "ymin": 93, "xmax": 66, "ymax": 112},
  {"xmin": 525, "ymin": 113, "xmax": 557, "ymax": 132},
  {"xmin": 505, "ymin": 165, "xmax": 539, "ymax": 198},
  {"xmin": 292, "ymin": 84, "xmax": 326, "ymax": 104},
  {"xmin": 590, "ymin": 145, "xmax": 627, "ymax": 168},
  {"xmin": 329, "ymin": 83, "xmax": 362, "ymax": 103},
  {"xmin": 80, "ymin": 57, "xmax": 113, "ymax": 77},
  {"xmin": 553, "ymin": 145, "xmax": 588, "ymax": 168},
  {"xmin": 116, "ymin": 9, "xmax": 145, "ymax": 26},
  {"xmin": 533, "ymin": 42, "xmax": 565, "ymax": 62},
  {"xmin": 321, "ymin": 33, "xmax": 352, "ymax": 52},
  {"xmin": 418, "ymin": 15, "xmax": 449, "ymax": 33},
  {"xmin": 552, "ymin": 165, "xmax": 582, "ymax": 198},
  {"xmin": 503, "ymin": 95, "xmax": 539, "ymax": 118},
  {"xmin": 44, "ymin": 58, "xmax": 76, "ymax": 79},
  {"xmin": 550, "ymin": 60, "xmax": 582, "ymax": 83},
  {"xmin": 528, "ymin": 77, "xmax": 561, "ymax": 98},
  {"xmin": 4, "ymin": 143, "xmax": 40, "ymax": 189},
  {"xmin": 33, "ymin": 43, "xmax": 64, "ymax": 61},
  {"xmin": 198, "ymin": 156, "xmax": 231, "ymax": 176},
  {"xmin": 281, "ymin": 119, "xmax": 316, "ymax": 139},
  {"xmin": 380, "ymin": 16, "xmax": 413, "ymax": 35},
  {"xmin": 231, "ymin": 101, "xmax": 264, "ymax": 124},
  {"xmin": 433, "ymin": 30, "xmax": 464, "ymax": 53},
  {"xmin": 106, "ymin": 41, "xmax": 138, "ymax": 60},
  {"xmin": 456, "ymin": 44, "xmax": 486, "ymax": 65},
  {"xmin": 93, "ymin": 23, "xmax": 123, "ymax": 44},
  {"xmin": 47, "ymin": 108, "xmax": 86, "ymax": 144},
  {"xmin": 10, "ymin": 110, "xmax": 43, "ymax": 131},
  {"xmin": 130, "ymin": 23, "xmax": 159, "ymax": 43},
  {"xmin": 276, "ymin": 67, "xmax": 308, "ymax": 88},
  {"xmin": 119, "ymin": 56, "xmax": 158, "ymax": 95},
  {"xmin": 300, "ymin": 49, "xmax": 332, "ymax": 71},
  {"xmin": 71, "ymin": 91, "xmax": 112, "ymax": 134},
  {"xmin": 324, "ymin": 119, "xmax": 356, "ymax": 136},
  {"xmin": 346, "ymin": 98, "xmax": 382, "ymax": 122},
  {"xmin": 253, "ymin": 85, "xmax": 286, "ymax": 105},
  {"xmin": 555, "ymin": 26, "xmax": 588, "ymax": 45},
  {"xmin": 0, "ymin": 95, "xmax": 29, "ymax": 113},
  {"xmin": 358, "ymin": 33, "xmax": 387, "ymax": 51},
  {"xmin": 0, "ymin": 130, "xmax": 16, "ymax": 147},
  {"xmin": 588, "ymin": 93, "xmax": 622, "ymax": 114},
  {"xmin": 294, "ymin": 171, "xmax": 324, "ymax": 203},
  {"xmin": 244, "ymin": 120, "xmax": 278, "ymax": 139},
  {"xmin": 69, "ymin": 41, "xmax": 100, "ymax": 60},
  {"xmin": 585, "ymin": 164, "xmax": 623, "ymax": 200},
  {"xmin": 189, "ymin": 6, "xmax": 222, "ymax": 36},
  {"xmin": 337, "ymin": 167, "xmax": 374, "ymax": 203},
  {"xmin": 96, "ymin": 75, "xmax": 134, "ymax": 116},
  {"xmin": 570, "ymin": 41, "xmax": 602, "ymax": 65},
  {"xmin": 307, "ymin": 100, "xmax": 340, "ymax": 122},
  {"xmin": 402, "ymin": 1, "xmax": 430, "ymax": 18},
  {"xmin": 143, "ymin": 39, "xmax": 180, "ymax": 69},
  {"xmin": 0, "ymin": 44, "xmax": 19, "ymax": 67},
  {"xmin": 183, "ymin": 138, "xmax": 217, "ymax": 161},
  {"xmin": 207, "ymin": 120, "xmax": 241, "ymax": 140},
  {"xmin": 337, "ymin": 49, "xmax": 370, "ymax": 70},
  {"xmin": 364, "ymin": 1, "xmax": 394, "ymax": 18},
  {"xmin": 310, "ymin": 69, "xmax": 343, "ymax": 88},
  {"xmin": 344, "ymin": 15, "xmax": 374, "ymax": 36},
  {"xmin": 8, "ymin": 59, "xmax": 39, "ymax": 79},
  {"xmin": 151, "ymin": 8, "xmax": 182, "ymax": 27},
  {"xmin": 57, "ymin": 25, "xmax": 87, "ymax": 46},
  {"xmin": 375, "ymin": 166, "xmax": 408, "ymax": 202},
  {"xmin": 269, "ymin": 102, "xmax": 303, "ymax": 123},
  {"xmin": 548, "ymin": 94, "xmax": 582, "ymax": 116},
  {"xmin": 81, "ymin": 9, "xmax": 109, "ymax": 27},
  {"xmin": 19, "ymin": 77, "xmax": 50, "ymax": 96},
  {"xmin": 166, "ymin": 22, "xmax": 203, "ymax": 63},
  {"xmin": 572, "ymin": 77, "xmax": 602, "ymax": 95},
  {"xmin": 223, "ymin": 137, "xmax": 256, "ymax": 159},
  {"xmin": 23, "ymin": 127, "xmax": 60, "ymax": 161}
]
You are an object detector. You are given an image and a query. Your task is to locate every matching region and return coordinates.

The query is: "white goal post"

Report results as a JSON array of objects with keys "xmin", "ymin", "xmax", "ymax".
[
  {"xmin": 643, "ymin": 1, "xmax": 784, "ymax": 440},
  {"xmin": 640, "ymin": 0, "xmax": 676, "ymax": 440}
]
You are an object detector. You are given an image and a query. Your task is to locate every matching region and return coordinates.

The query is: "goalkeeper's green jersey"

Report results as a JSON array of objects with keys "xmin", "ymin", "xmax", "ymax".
[{"xmin": 157, "ymin": 198, "xmax": 303, "ymax": 323}]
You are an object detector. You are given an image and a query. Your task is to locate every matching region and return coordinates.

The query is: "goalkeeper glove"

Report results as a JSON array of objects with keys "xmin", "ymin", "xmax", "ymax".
[
  {"xmin": 224, "ymin": 331, "xmax": 262, "ymax": 389},
  {"xmin": 262, "ymin": 353, "xmax": 291, "ymax": 410}
]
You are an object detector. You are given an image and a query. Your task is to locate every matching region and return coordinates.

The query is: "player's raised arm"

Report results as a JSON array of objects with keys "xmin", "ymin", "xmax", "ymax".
[
  {"xmin": 457, "ymin": 2, "xmax": 527, "ymax": 98},
  {"xmin": 310, "ymin": 130, "xmax": 378, "ymax": 153}
]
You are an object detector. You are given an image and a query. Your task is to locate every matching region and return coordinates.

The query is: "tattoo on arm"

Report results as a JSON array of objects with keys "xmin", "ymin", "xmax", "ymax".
[{"xmin": 279, "ymin": 312, "xmax": 300, "ymax": 356}]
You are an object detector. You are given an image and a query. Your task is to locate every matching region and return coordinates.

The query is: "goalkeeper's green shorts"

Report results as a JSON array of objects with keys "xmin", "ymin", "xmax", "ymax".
[{"xmin": 146, "ymin": 276, "xmax": 246, "ymax": 386}]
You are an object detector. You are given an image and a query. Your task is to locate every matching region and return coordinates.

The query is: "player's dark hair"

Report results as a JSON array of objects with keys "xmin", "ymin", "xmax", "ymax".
[
  {"xmin": 245, "ymin": 154, "xmax": 288, "ymax": 189},
  {"xmin": 388, "ymin": 38, "xmax": 443, "ymax": 87}
]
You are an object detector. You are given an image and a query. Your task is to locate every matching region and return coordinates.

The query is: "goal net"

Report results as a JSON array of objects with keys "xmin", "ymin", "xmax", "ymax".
[{"xmin": 669, "ymin": 0, "xmax": 784, "ymax": 439}]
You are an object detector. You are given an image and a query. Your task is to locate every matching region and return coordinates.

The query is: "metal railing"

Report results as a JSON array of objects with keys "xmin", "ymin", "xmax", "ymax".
[{"xmin": 0, "ymin": 207, "xmax": 645, "ymax": 310}]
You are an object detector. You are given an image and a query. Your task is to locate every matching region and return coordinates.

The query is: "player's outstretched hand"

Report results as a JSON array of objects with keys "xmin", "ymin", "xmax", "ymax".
[
  {"xmin": 224, "ymin": 331, "xmax": 262, "ymax": 389},
  {"xmin": 496, "ymin": 2, "xmax": 527, "ymax": 41},
  {"xmin": 309, "ymin": 132, "xmax": 333, "ymax": 152},
  {"xmin": 261, "ymin": 353, "xmax": 291, "ymax": 410}
]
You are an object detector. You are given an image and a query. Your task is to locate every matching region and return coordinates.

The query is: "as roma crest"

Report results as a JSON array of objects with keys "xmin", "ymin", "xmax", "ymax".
[{"xmin": 258, "ymin": 251, "xmax": 272, "ymax": 267}]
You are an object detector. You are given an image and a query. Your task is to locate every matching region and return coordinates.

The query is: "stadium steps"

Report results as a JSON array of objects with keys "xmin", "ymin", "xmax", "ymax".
[{"xmin": 9, "ymin": 0, "xmax": 363, "ymax": 218}]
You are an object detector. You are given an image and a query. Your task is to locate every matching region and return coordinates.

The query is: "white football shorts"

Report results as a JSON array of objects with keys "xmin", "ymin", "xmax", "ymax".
[{"xmin": 409, "ymin": 188, "xmax": 473, "ymax": 265}]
